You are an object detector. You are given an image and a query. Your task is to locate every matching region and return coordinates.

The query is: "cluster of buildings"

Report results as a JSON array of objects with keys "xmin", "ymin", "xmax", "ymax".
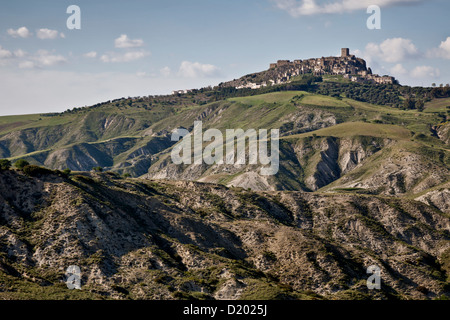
[
  {"xmin": 172, "ymin": 89, "xmax": 194, "ymax": 95},
  {"xmin": 174, "ymin": 49, "xmax": 397, "ymax": 95},
  {"xmin": 267, "ymin": 48, "xmax": 396, "ymax": 85}
]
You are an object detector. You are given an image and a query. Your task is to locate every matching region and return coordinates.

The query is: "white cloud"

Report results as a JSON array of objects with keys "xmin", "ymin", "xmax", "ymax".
[
  {"xmin": 83, "ymin": 51, "xmax": 98, "ymax": 58},
  {"xmin": 33, "ymin": 50, "xmax": 67, "ymax": 67},
  {"xmin": 7, "ymin": 27, "xmax": 64, "ymax": 40},
  {"xmin": 178, "ymin": 61, "xmax": 221, "ymax": 78},
  {"xmin": 18, "ymin": 61, "xmax": 35, "ymax": 69},
  {"xmin": 427, "ymin": 37, "xmax": 450, "ymax": 59},
  {"xmin": 160, "ymin": 66, "xmax": 171, "ymax": 77},
  {"xmin": 389, "ymin": 63, "xmax": 439, "ymax": 81},
  {"xmin": 437, "ymin": 37, "xmax": 450, "ymax": 59},
  {"xmin": 114, "ymin": 34, "xmax": 144, "ymax": 49},
  {"xmin": 0, "ymin": 44, "xmax": 66, "ymax": 68},
  {"xmin": 7, "ymin": 26, "xmax": 31, "ymax": 38},
  {"xmin": 100, "ymin": 50, "xmax": 149, "ymax": 63},
  {"xmin": 273, "ymin": 0, "xmax": 427, "ymax": 16},
  {"xmin": 16, "ymin": 50, "xmax": 67, "ymax": 68},
  {"xmin": 36, "ymin": 28, "xmax": 63, "ymax": 40},
  {"xmin": 0, "ymin": 46, "xmax": 13, "ymax": 59},
  {"xmin": 410, "ymin": 65, "xmax": 440, "ymax": 79},
  {"xmin": 364, "ymin": 38, "xmax": 419, "ymax": 63},
  {"xmin": 390, "ymin": 63, "xmax": 407, "ymax": 76},
  {"xmin": 14, "ymin": 49, "xmax": 27, "ymax": 58}
]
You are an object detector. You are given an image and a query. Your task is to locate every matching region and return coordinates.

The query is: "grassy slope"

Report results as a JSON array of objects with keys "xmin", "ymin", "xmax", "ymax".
[
  {"xmin": 0, "ymin": 91, "xmax": 448, "ymax": 190},
  {"xmin": 1, "ymin": 91, "xmax": 446, "ymax": 139}
]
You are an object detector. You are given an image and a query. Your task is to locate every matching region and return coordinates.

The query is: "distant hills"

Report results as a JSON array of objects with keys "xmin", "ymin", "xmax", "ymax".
[
  {"xmin": 0, "ymin": 77, "xmax": 448, "ymax": 199},
  {"xmin": 0, "ymin": 53, "xmax": 449, "ymax": 300}
]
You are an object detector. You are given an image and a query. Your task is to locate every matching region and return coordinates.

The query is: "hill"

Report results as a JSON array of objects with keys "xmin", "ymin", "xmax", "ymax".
[
  {"xmin": 0, "ymin": 57, "xmax": 449, "ymax": 300},
  {"xmin": 0, "ymin": 169, "xmax": 449, "ymax": 300},
  {"xmin": 0, "ymin": 89, "xmax": 448, "ymax": 198}
]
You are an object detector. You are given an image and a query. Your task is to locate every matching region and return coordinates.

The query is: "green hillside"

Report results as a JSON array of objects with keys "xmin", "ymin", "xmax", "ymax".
[
  {"xmin": 0, "ymin": 85, "xmax": 448, "ymax": 197},
  {"xmin": 0, "ymin": 79, "xmax": 449, "ymax": 301}
]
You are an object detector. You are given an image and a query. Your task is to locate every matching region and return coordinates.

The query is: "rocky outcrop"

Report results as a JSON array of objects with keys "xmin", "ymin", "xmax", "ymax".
[
  {"xmin": 415, "ymin": 187, "xmax": 450, "ymax": 214},
  {"xmin": 331, "ymin": 147, "xmax": 450, "ymax": 196},
  {"xmin": 435, "ymin": 122, "xmax": 450, "ymax": 145},
  {"xmin": 304, "ymin": 137, "xmax": 341, "ymax": 190}
]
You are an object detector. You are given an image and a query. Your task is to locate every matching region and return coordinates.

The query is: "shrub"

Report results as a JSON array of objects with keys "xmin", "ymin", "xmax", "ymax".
[
  {"xmin": 416, "ymin": 286, "xmax": 429, "ymax": 295},
  {"xmin": 92, "ymin": 166, "xmax": 103, "ymax": 172},
  {"xmin": 262, "ymin": 251, "xmax": 277, "ymax": 262},
  {"xmin": 0, "ymin": 159, "xmax": 11, "ymax": 170},
  {"xmin": 111, "ymin": 285, "xmax": 129, "ymax": 295},
  {"xmin": 22, "ymin": 165, "xmax": 53, "ymax": 177},
  {"xmin": 106, "ymin": 171, "xmax": 119, "ymax": 177},
  {"xmin": 14, "ymin": 159, "xmax": 30, "ymax": 170},
  {"xmin": 63, "ymin": 168, "xmax": 71, "ymax": 176}
]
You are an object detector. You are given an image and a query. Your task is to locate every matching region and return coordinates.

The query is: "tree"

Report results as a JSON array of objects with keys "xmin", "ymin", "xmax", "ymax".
[
  {"xmin": 22, "ymin": 165, "xmax": 53, "ymax": 177},
  {"xmin": 0, "ymin": 159, "xmax": 11, "ymax": 170},
  {"xmin": 92, "ymin": 166, "xmax": 103, "ymax": 172},
  {"xmin": 403, "ymin": 98, "xmax": 416, "ymax": 110},
  {"xmin": 415, "ymin": 99, "xmax": 425, "ymax": 112},
  {"xmin": 63, "ymin": 168, "xmax": 71, "ymax": 176},
  {"xmin": 432, "ymin": 83, "xmax": 436, "ymax": 87},
  {"xmin": 14, "ymin": 159, "xmax": 30, "ymax": 170}
]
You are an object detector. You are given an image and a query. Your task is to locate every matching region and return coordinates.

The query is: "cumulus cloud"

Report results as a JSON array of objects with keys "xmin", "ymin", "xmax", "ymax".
[
  {"xmin": 427, "ymin": 37, "xmax": 450, "ymax": 59},
  {"xmin": 36, "ymin": 28, "xmax": 64, "ymax": 40},
  {"xmin": 14, "ymin": 49, "xmax": 27, "ymax": 58},
  {"xmin": 160, "ymin": 66, "xmax": 171, "ymax": 77},
  {"xmin": 35, "ymin": 50, "xmax": 67, "ymax": 67},
  {"xmin": 410, "ymin": 65, "xmax": 440, "ymax": 79},
  {"xmin": 114, "ymin": 34, "xmax": 144, "ymax": 49},
  {"xmin": 98, "ymin": 35, "xmax": 148, "ymax": 63},
  {"xmin": 83, "ymin": 51, "xmax": 98, "ymax": 58},
  {"xmin": 389, "ymin": 63, "xmax": 439, "ymax": 81},
  {"xmin": 437, "ymin": 37, "xmax": 450, "ymax": 59},
  {"xmin": 390, "ymin": 63, "xmax": 407, "ymax": 76},
  {"xmin": 12, "ymin": 50, "xmax": 67, "ymax": 69},
  {"xmin": 178, "ymin": 61, "xmax": 221, "ymax": 78},
  {"xmin": 0, "ymin": 46, "xmax": 13, "ymax": 59},
  {"xmin": 100, "ymin": 50, "xmax": 149, "ymax": 63},
  {"xmin": 273, "ymin": 0, "xmax": 427, "ymax": 16},
  {"xmin": 7, "ymin": 26, "xmax": 31, "ymax": 38},
  {"xmin": 363, "ymin": 38, "xmax": 419, "ymax": 63}
]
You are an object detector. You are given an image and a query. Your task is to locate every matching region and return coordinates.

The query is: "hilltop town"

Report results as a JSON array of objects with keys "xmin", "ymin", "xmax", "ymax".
[{"xmin": 217, "ymin": 48, "xmax": 397, "ymax": 90}]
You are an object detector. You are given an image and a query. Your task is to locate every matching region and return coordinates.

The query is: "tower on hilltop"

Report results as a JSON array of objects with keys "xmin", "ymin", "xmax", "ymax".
[{"xmin": 341, "ymin": 48, "xmax": 350, "ymax": 57}]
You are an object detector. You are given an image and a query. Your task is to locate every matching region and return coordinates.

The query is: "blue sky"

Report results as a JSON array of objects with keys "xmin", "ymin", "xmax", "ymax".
[{"xmin": 0, "ymin": 0, "xmax": 449, "ymax": 115}]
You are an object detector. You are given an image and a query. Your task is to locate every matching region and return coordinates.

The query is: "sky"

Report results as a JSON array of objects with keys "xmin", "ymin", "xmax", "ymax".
[{"xmin": 0, "ymin": 0, "xmax": 449, "ymax": 116}]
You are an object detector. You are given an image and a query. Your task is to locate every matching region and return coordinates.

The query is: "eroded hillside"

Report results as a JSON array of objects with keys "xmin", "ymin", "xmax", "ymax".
[
  {"xmin": 0, "ymin": 169, "xmax": 449, "ymax": 300},
  {"xmin": 1, "ymin": 91, "xmax": 448, "ymax": 197}
]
